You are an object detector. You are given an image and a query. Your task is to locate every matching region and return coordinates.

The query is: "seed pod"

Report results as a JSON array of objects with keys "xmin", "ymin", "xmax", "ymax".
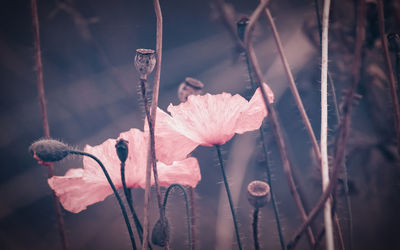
[
  {"xmin": 115, "ymin": 139, "xmax": 129, "ymax": 163},
  {"xmin": 247, "ymin": 180, "xmax": 271, "ymax": 209},
  {"xmin": 151, "ymin": 217, "xmax": 170, "ymax": 247},
  {"xmin": 134, "ymin": 48, "xmax": 156, "ymax": 78},
  {"xmin": 29, "ymin": 139, "xmax": 70, "ymax": 164},
  {"xmin": 178, "ymin": 77, "xmax": 204, "ymax": 102}
]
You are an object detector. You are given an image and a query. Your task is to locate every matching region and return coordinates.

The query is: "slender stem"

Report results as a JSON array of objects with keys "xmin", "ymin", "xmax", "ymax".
[
  {"xmin": 189, "ymin": 187, "xmax": 197, "ymax": 250},
  {"xmin": 143, "ymin": 1, "xmax": 164, "ymax": 249},
  {"xmin": 70, "ymin": 150, "xmax": 136, "ymax": 250},
  {"xmin": 121, "ymin": 162, "xmax": 152, "ymax": 249},
  {"xmin": 31, "ymin": 1, "xmax": 68, "ymax": 249},
  {"xmin": 264, "ymin": 8, "xmax": 321, "ymax": 163},
  {"xmin": 320, "ymin": 1, "xmax": 334, "ymax": 250},
  {"xmin": 243, "ymin": 0, "xmax": 316, "ymax": 248},
  {"xmin": 252, "ymin": 208, "xmax": 260, "ymax": 250},
  {"xmin": 140, "ymin": 78, "xmax": 168, "ymax": 250},
  {"xmin": 215, "ymin": 145, "xmax": 242, "ymax": 250},
  {"xmin": 243, "ymin": 53, "xmax": 285, "ymax": 249},
  {"xmin": 163, "ymin": 184, "xmax": 193, "ymax": 250},
  {"xmin": 377, "ymin": 0, "xmax": 400, "ymax": 154}
]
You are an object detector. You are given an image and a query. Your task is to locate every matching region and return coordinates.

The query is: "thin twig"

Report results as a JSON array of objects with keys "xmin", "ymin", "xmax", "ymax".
[
  {"xmin": 31, "ymin": 1, "xmax": 68, "ymax": 249},
  {"xmin": 377, "ymin": 0, "xmax": 400, "ymax": 154},
  {"xmin": 142, "ymin": 1, "xmax": 164, "ymax": 249},
  {"xmin": 264, "ymin": 8, "xmax": 321, "ymax": 163},
  {"xmin": 320, "ymin": 0, "xmax": 334, "ymax": 249},
  {"xmin": 243, "ymin": 0, "xmax": 316, "ymax": 248}
]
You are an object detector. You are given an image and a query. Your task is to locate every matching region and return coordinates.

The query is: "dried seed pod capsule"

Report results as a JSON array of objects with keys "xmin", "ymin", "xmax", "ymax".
[
  {"xmin": 115, "ymin": 139, "xmax": 129, "ymax": 163},
  {"xmin": 29, "ymin": 139, "xmax": 70, "ymax": 165},
  {"xmin": 134, "ymin": 48, "xmax": 156, "ymax": 78},
  {"xmin": 247, "ymin": 180, "xmax": 271, "ymax": 209},
  {"xmin": 151, "ymin": 217, "xmax": 170, "ymax": 247},
  {"xmin": 177, "ymin": 77, "xmax": 204, "ymax": 102}
]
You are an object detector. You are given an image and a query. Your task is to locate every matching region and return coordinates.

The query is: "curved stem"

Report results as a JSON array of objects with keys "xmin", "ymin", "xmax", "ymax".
[
  {"xmin": 163, "ymin": 184, "xmax": 193, "ymax": 250},
  {"xmin": 31, "ymin": 1, "xmax": 68, "ymax": 249},
  {"xmin": 215, "ymin": 145, "xmax": 242, "ymax": 250},
  {"xmin": 189, "ymin": 187, "xmax": 197, "ymax": 250},
  {"xmin": 252, "ymin": 208, "xmax": 260, "ymax": 250},
  {"xmin": 70, "ymin": 150, "xmax": 136, "ymax": 250}
]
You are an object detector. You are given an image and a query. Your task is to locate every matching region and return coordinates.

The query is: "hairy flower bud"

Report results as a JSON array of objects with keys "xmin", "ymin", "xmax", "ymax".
[
  {"xmin": 115, "ymin": 139, "xmax": 129, "ymax": 163},
  {"xmin": 134, "ymin": 48, "xmax": 156, "ymax": 78},
  {"xmin": 247, "ymin": 180, "xmax": 271, "ymax": 208},
  {"xmin": 178, "ymin": 77, "xmax": 204, "ymax": 102},
  {"xmin": 29, "ymin": 139, "xmax": 70, "ymax": 165},
  {"xmin": 151, "ymin": 217, "xmax": 170, "ymax": 247}
]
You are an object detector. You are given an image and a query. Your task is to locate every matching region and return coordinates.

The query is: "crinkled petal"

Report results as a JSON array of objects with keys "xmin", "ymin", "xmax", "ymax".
[
  {"xmin": 149, "ymin": 108, "xmax": 199, "ymax": 164},
  {"xmin": 48, "ymin": 169, "xmax": 113, "ymax": 213},
  {"xmin": 139, "ymin": 157, "xmax": 201, "ymax": 188},
  {"xmin": 167, "ymin": 93, "xmax": 249, "ymax": 146},
  {"xmin": 235, "ymin": 83, "xmax": 275, "ymax": 134}
]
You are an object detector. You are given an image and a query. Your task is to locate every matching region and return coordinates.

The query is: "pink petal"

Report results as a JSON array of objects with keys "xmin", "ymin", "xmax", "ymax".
[
  {"xmin": 150, "ymin": 108, "xmax": 200, "ymax": 164},
  {"xmin": 235, "ymin": 82, "xmax": 275, "ymax": 134},
  {"xmin": 48, "ymin": 169, "xmax": 113, "ymax": 213},
  {"xmin": 167, "ymin": 93, "xmax": 249, "ymax": 146},
  {"xmin": 150, "ymin": 157, "xmax": 201, "ymax": 188}
]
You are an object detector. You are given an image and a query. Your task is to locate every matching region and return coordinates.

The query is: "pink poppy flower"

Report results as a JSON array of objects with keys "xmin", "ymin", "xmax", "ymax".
[
  {"xmin": 154, "ymin": 83, "xmax": 274, "ymax": 164},
  {"xmin": 48, "ymin": 128, "xmax": 201, "ymax": 213}
]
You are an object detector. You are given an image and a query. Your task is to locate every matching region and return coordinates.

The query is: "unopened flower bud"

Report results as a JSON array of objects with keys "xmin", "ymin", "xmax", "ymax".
[
  {"xmin": 115, "ymin": 139, "xmax": 129, "ymax": 163},
  {"xmin": 29, "ymin": 139, "xmax": 70, "ymax": 165},
  {"xmin": 134, "ymin": 48, "xmax": 156, "ymax": 78},
  {"xmin": 237, "ymin": 17, "xmax": 249, "ymax": 41},
  {"xmin": 247, "ymin": 180, "xmax": 270, "ymax": 208},
  {"xmin": 178, "ymin": 77, "xmax": 204, "ymax": 102},
  {"xmin": 151, "ymin": 217, "xmax": 170, "ymax": 247}
]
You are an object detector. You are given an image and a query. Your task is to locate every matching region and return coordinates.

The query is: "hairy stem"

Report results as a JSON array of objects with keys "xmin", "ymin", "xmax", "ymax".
[
  {"xmin": 142, "ymin": 1, "xmax": 164, "ymax": 249},
  {"xmin": 252, "ymin": 208, "xmax": 260, "ymax": 250},
  {"xmin": 163, "ymin": 184, "xmax": 193, "ymax": 250},
  {"xmin": 70, "ymin": 151, "xmax": 136, "ymax": 250},
  {"xmin": 243, "ymin": 0, "xmax": 316, "ymax": 247},
  {"xmin": 320, "ymin": 0, "xmax": 334, "ymax": 249},
  {"xmin": 31, "ymin": 1, "xmax": 68, "ymax": 249},
  {"xmin": 264, "ymin": 7, "xmax": 321, "ymax": 163},
  {"xmin": 215, "ymin": 145, "xmax": 242, "ymax": 250},
  {"xmin": 189, "ymin": 187, "xmax": 197, "ymax": 250}
]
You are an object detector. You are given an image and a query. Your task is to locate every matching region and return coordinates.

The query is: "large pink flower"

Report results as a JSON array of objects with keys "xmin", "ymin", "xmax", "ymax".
[
  {"xmin": 154, "ymin": 83, "xmax": 274, "ymax": 164},
  {"xmin": 48, "ymin": 128, "xmax": 201, "ymax": 213}
]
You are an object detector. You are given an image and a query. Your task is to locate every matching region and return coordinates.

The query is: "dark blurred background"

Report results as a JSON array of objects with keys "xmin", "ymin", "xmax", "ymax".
[{"xmin": 1, "ymin": 0, "xmax": 400, "ymax": 249}]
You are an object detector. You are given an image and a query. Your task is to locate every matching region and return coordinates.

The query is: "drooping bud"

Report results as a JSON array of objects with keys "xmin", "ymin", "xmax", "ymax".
[
  {"xmin": 177, "ymin": 77, "xmax": 204, "ymax": 102},
  {"xmin": 29, "ymin": 139, "xmax": 70, "ymax": 165},
  {"xmin": 151, "ymin": 217, "xmax": 170, "ymax": 247},
  {"xmin": 134, "ymin": 48, "xmax": 156, "ymax": 78},
  {"xmin": 247, "ymin": 180, "xmax": 271, "ymax": 208},
  {"xmin": 237, "ymin": 17, "xmax": 249, "ymax": 41},
  {"xmin": 115, "ymin": 139, "xmax": 129, "ymax": 163}
]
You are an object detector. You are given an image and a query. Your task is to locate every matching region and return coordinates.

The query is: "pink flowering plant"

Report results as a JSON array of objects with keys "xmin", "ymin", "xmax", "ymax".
[{"xmin": 27, "ymin": 0, "xmax": 383, "ymax": 249}]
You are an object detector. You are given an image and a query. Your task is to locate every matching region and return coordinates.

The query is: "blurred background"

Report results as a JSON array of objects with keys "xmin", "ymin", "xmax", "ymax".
[{"xmin": 1, "ymin": 0, "xmax": 400, "ymax": 249}]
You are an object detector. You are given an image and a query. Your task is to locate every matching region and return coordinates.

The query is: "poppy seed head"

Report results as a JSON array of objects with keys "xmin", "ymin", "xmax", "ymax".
[
  {"xmin": 178, "ymin": 77, "xmax": 204, "ymax": 102},
  {"xmin": 134, "ymin": 48, "xmax": 156, "ymax": 78},
  {"xmin": 247, "ymin": 180, "xmax": 270, "ymax": 208},
  {"xmin": 29, "ymin": 139, "xmax": 70, "ymax": 164}
]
